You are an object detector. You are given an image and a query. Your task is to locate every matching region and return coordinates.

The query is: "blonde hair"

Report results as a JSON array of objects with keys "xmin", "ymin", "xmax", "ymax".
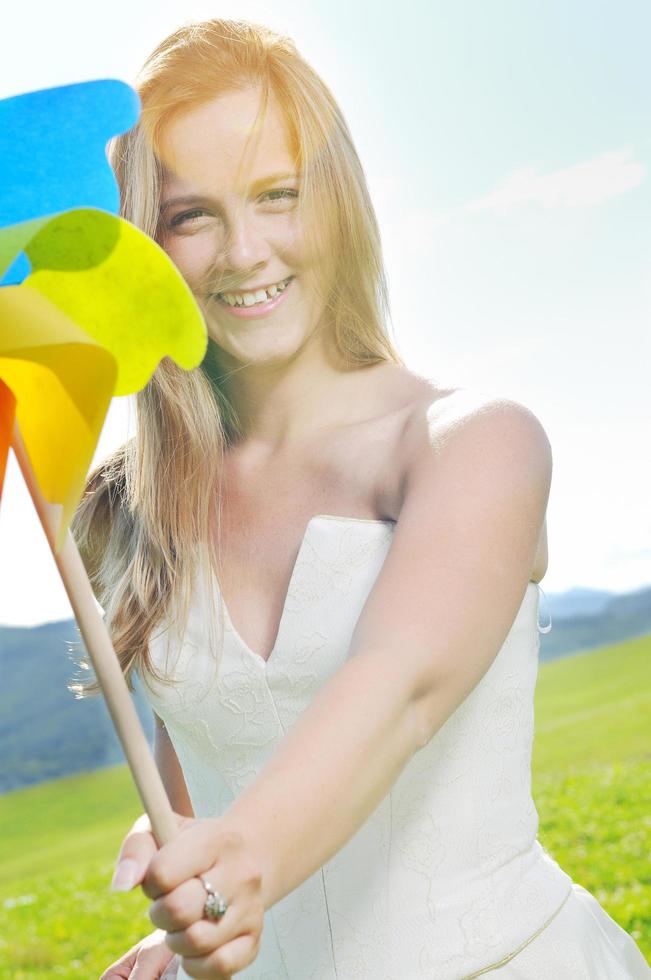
[{"xmin": 69, "ymin": 17, "xmax": 404, "ymax": 698}]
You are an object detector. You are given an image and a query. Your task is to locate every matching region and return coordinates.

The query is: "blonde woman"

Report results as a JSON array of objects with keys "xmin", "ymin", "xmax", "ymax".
[{"xmin": 71, "ymin": 18, "xmax": 650, "ymax": 980}]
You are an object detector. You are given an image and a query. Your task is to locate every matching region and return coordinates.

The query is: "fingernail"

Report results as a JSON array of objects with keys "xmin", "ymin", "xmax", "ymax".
[{"xmin": 110, "ymin": 859, "xmax": 141, "ymax": 892}]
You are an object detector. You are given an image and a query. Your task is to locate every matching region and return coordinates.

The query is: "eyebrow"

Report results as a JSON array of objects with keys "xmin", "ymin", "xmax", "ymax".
[{"xmin": 159, "ymin": 171, "xmax": 300, "ymax": 214}]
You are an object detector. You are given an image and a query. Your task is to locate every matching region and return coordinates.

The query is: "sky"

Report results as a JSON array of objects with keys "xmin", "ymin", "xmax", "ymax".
[{"xmin": 0, "ymin": 0, "xmax": 649, "ymax": 626}]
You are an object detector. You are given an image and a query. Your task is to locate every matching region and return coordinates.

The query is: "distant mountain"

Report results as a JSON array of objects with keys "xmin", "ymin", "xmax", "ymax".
[
  {"xmin": 542, "ymin": 586, "xmax": 615, "ymax": 619},
  {"xmin": 1, "ymin": 583, "xmax": 650, "ymax": 793},
  {"xmin": 537, "ymin": 583, "xmax": 651, "ymax": 662},
  {"xmin": 0, "ymin": 620, "xmax": 154, "ymax": 793}
]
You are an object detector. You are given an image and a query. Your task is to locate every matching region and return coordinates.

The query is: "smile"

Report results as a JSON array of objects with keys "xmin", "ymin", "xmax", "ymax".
[{"xmin": 211, "ymin": 276, "xmax": 294, "ymax": 318}]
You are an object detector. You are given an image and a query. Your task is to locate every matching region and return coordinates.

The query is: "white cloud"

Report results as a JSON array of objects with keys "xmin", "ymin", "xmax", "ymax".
[{"xmin": 464, "ymin": 147, "xmax": 646, "ymax": 215}]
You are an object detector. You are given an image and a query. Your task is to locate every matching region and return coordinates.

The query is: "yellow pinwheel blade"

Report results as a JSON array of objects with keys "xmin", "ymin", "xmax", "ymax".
[
  {"xmin": 0, "ymin": 285, "xmax": 117, "ymax": 551},
  {"xmin": 0, "ymin": 208, "xmax": 208, "ymax": 550},
  {"xmin": 22, "ymin": 208, "xmax": 207, "ymax": 394}
]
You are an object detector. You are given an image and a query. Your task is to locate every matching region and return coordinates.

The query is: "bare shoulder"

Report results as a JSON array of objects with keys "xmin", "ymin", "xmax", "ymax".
[
  {"xmin": 366, "ymin": 363, "xmax": 457, "ymax": 442},
  {"xmin": 352, "ymin": 365, "xmax": 551, "ymax": 526},
  {"xmin": 372, "ymin": 364, "xmax": 547, "ymax": 439},
  {"xmin": 347, "ymin": 377, "xmax": 554, "ymax": 713},
  {"xmin": 398, "ymin": 381, "xmax": 552, "ymax": 478}
]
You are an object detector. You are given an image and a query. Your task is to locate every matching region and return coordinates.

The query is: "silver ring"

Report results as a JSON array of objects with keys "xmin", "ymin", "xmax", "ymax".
[{"xmin": 200, "ymin": 876, "xmax": 229, "ymax": 922}]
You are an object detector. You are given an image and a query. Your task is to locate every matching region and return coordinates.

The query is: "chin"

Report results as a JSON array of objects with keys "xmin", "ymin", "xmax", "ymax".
[
  {"xmin": 214, "ymin": 315, "xmax": 316, "ymax": 358},
  {"xmin": 209, "ymin": 332, "xmax": 307, "ymax": 368}
]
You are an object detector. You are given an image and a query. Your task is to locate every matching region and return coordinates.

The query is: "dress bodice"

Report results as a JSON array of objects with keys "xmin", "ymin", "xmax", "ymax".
[{"xmin": 139, "ymin": 515, "xmax": 573, "ymax": 979}]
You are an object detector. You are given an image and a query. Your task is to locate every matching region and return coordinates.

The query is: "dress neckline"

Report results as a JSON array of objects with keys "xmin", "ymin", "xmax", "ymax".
[
  {"xmin": 214, "ymin": 514, "xmax": 395, "ymax": 668},
  {"xmin": 211, "ymin": 513, "xmax": 541, "ymax": 669}
]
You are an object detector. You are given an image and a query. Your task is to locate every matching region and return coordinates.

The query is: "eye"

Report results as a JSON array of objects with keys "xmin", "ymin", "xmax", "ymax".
[
  {"xmin": 262, "ymin": 188, "xmax": 298, "ymax": 203},
  {"xmin": 169, "ymin": 208, "xmax": 210, "ymax": 227}
]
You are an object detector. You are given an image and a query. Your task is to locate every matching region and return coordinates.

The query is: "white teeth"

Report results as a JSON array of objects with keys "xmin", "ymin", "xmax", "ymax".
[{"xmin": 217, "ymin": 276, "xmax": 292, "ymax": 307}]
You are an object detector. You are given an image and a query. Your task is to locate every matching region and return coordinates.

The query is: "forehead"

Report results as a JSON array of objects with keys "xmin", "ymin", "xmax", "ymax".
[{"xmin": 158, "ymin": 86, "xmax": 296, "ymax": 196}]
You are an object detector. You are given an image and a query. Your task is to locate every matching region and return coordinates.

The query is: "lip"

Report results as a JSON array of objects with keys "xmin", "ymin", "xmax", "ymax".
[
  {"xmin": 229, "ymin": 276, "xmax": 293, "ymax": 293},
  {"xmin": 211, "ymin": 277, "xmax": 294, "ymax": 319}
]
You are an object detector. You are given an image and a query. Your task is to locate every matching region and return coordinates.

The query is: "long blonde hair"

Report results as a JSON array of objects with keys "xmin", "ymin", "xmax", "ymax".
[{"xmin": 69, "ymin": 17, "xmax": 404, "ymax": 698}]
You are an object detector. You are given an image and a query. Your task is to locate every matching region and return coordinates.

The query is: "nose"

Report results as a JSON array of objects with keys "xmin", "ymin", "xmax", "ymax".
[{"xmin": 221, "ymin": 204, "xmax": 272, "ymax": 280}]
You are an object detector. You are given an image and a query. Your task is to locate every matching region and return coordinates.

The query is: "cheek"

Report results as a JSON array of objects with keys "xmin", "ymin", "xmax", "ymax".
[
  {"xmin": 160, "ymin": 233, "xmax": 220, "ymax": 289},
  {"xmin": 293, "ymin": 216, "xmax": 336, "ymax": 298},
  {"xmin": 291, "ymin": 210, "xmax": 330, "ymax": 274},
  {"xmin": 270, "ymin": 211, "xmax": 302, "ymax": 256}
]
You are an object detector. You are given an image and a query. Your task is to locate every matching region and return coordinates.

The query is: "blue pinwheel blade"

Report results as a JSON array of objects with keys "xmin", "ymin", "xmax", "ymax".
[{"xmin": 0, "ymin": 79, "xmax": 140, "ymax": 227}]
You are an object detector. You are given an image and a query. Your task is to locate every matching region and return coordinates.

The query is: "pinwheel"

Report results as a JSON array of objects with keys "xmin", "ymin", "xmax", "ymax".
[{"xmin": 0, "ymin": 80, "xmax": 208, "ymax": 843}]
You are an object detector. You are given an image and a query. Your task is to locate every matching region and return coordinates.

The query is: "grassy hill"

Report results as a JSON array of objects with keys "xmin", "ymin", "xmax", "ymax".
[
  {"xmin": 1, "ymin": 633, "xmax": 649, "ymax": 977},
  {"xmin": 531, "ymin": 631, "xmax": 650, "ymax": 964}
]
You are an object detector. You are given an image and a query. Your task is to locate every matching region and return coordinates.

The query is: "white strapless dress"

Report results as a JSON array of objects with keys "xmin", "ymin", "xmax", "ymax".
[{"xmin": 139, "ymin": 515, "xmax": 650, "ymax": 979}]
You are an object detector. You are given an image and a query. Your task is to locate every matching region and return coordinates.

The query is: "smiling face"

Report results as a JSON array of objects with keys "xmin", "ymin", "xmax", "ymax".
[{"xmin": 157, "ymin": 86, "xmax": 333, "ymax": 368}]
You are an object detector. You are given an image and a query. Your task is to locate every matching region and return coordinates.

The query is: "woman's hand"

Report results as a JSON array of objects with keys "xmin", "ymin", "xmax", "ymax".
[
  {"xmin": 111, "ymin": 812, "xmax": 265, "ymax": 979},
  {"xmin": 99, "ymin": 927, "xmax": 179, "ymax": 978}
]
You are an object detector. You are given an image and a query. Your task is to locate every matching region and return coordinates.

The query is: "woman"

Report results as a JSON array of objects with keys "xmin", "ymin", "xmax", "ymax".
[{"xmin": 71, "ymin": 18, "xmax": 650, "ymax": 980}]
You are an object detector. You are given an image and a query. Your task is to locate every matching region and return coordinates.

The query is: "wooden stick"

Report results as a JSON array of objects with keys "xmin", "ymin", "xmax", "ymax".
[{"xmin": 10, "ymin": 421, "xmax": 177, "ymax": 845}]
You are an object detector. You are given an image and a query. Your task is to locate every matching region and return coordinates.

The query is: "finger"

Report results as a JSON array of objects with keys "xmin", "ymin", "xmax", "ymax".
[
  {"xmin": 129, "ymin": 944, "xmax": 176, "ymax": 980},
  {"xmin": 99, "ymin": 944, "xmax": 140, "ymax": 979},
  {"xmin": 180, "ymin": 932, "xmax": 258, "ymax": 979},
  {"xmin": 160, "ymin": 956, "xmax": 180, "ymax": 979},
  {"xmin": 100, "ymin": 929, "xmax": 175, "ymax": 979},
  {"xmin": 142, "ymin": 819, "xmax": 225, "ymax": 900},
  {"xmin": 165, "ymin": 920, "xmax": 230, "ymax": 958},
  {"xmin": 112, "ymin": 812, "xmax": 188, "ymax": 893},
  {"xmin": 148, "ymin": 878, "xmax": 207, "ymax": 932},
  {"xmin": 99, "ymin": 963, "xmax": 132, "ymax": 979}
]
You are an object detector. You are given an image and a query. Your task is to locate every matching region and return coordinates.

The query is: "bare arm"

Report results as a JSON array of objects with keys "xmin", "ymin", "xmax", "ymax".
[
  {"xmin": 205, "ymin": 397, "xmax": 551, "ymax": 912},
  {"xmin": 154, "ymin": 714, "xmax": 195, "ymax": 818}
]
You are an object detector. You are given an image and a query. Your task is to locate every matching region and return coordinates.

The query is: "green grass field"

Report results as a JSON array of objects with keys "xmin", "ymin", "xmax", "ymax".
[{"xmin": 1, "ymin": 633, "xmax": 649, "ymax": 977}]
